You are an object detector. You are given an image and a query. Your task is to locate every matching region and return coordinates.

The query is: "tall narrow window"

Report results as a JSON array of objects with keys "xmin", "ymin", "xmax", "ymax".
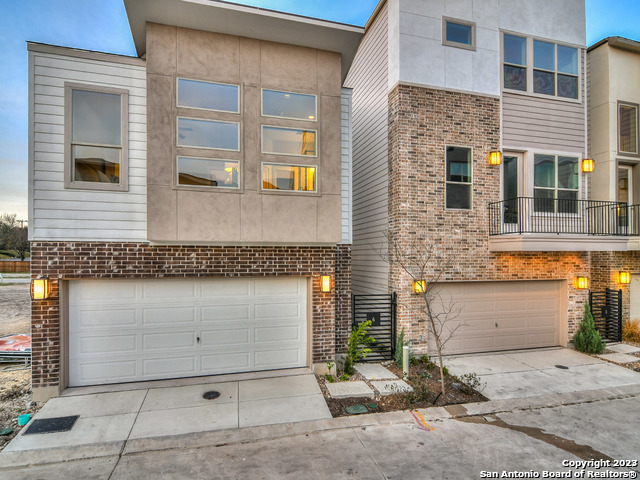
[
  {"xmin": 503, "ymin": 34, "xmax": 527, "ymax": 91},
  {"xmin": 65, "ymin": 84, "xmax": 128, "ymax": 190},
  {"xmin": 445, "ymin": 146, "xmax": 472, "ymax": 209},
  {"xmin": 619, "ymin": 102, "xmax": 639, "ymax": 155}
]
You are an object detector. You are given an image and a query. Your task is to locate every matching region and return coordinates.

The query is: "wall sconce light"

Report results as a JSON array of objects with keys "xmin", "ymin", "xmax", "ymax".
[
  {"xmin": 31, "ymin": 276, "xmax": 52, "ymax": 300},
  {"xmin": 413, "ymin": 280, "xmax": 426, "ymax": 294},
  {"xmin": 488, "ymin": 151, "xmax": 503, "ymax": 166},
  {"xmin": 619, "ymin": 271, "xmax": 631, "ymax": 285},
  {"xmin": 321, "ymin": 275, "xmax": 331, "ymax": 293},
  {"xmin": 582, "ymin": 158, "xmax": 595, "ymax": 173},
  {"xmin": 574, "ymin": 276, "xmax": 589, "ymax": 290}
]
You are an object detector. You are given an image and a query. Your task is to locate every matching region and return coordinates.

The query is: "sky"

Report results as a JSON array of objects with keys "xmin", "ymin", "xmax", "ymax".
[{"xmin": 1, "ymin": 0, "xmax": 639, "ymax": 221}]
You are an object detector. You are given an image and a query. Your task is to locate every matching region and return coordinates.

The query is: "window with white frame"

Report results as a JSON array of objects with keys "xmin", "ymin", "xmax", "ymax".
[
  {"xmin": 503, "ymin": 34, "xmax": 579, "ymax": 99},
  {"xmin": 177, "ymin": 78, "xmax": 239, "ymax": 113},
  {"xmin": 533, "ymin": 154, "xmax": 579, "ymax": 213},
  {"xmin": 262, "ymin": 126, "xmax": 317, "ymax": 157},
  {"xmin": 445, "ymin": 146, "xmax": 472, "ymax": 209},
  {"xmin": 177, "ymin": 157, "xmax": 239, "ymax": 188},
  {"xmin": 177, "ymin": 117, "xmax": 239, "ymax": 151},
  {"xmin": 262, "ymin": 89, "xmax": 316, "ymax": 121},
  {"xmin": 619, "ymin": 101, "xmax": 639, "ymax": 155},
  {"xmin": 64, "ymin": 83, "xmax": 128, "ymax": 190}
]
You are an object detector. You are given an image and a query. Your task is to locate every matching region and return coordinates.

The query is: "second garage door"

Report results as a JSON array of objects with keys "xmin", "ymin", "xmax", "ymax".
[
  {"xmin": 434, "ymin": 280, "xmax": 563, "ymax": 355},
  {"xmin": 68, "ymin": 277, "xmax": 308, "ymax": 386}
]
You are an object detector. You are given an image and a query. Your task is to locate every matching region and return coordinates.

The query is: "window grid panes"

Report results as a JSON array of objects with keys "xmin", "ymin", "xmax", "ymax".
[
  {"xmin": 262, "ymin": 126, "xmax": 317, "ymax": 157},
  {"xmin": 262, "ymin": 90, "xmax": 317, "ymax": 121},
  {"xmin": 177, "ymin": 157, "xmax": 239, "ymax": 188},
  {"xmin": 619, "ymin": 103, "xmax": 638, "ymax": 154},
  {"xmin": 177, "ymin": 79, "xmax": 239, "ymax": 113},
  {"xmin": 262, "ymin": 163, "xmax": 316, "ymax": 192},
  {"xmin": 533, "ymin": 154, "xmax": 579, "ymax": 213},
  {"xmin": 445, "ymin": 146, "xmax": 472, "ymax": 210},
  {"xmin": 70, "ymin": 89, "xmax": 123, "ymax": 185},
  {"xmin": 503, "ymin": 34, "xmax": 527, "ymax": 91}
]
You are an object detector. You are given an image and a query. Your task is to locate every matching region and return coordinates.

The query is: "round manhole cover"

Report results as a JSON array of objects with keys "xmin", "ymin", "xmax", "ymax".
[
  {"xmin": 555, "ymin": 364, "xmax": 569, "ymax": 370},
  {"xmin": 203, "ymin": 390, "xmax": 221, "ymax": 400}
]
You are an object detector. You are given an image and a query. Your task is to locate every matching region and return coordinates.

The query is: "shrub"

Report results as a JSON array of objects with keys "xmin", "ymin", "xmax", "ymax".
[
  {"xmin": 623, "ymin": 318, "xmax": 640, "ymax": 343},
  {"xmin": 573, "ymin": 303, "xmax": 605, "ymax": 354},
  {"xmin": 344, "ymin": 320, "xmax": 376, "ymax": 375}
]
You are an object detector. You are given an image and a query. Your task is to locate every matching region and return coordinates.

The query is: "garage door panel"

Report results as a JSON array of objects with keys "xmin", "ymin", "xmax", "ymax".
[
  {"xmin": 69, "ymin": 278, "xmax": 308, "ymax": 386},
  {"xmin": 462, "ymin": 335, "xmax": 497, "ymax": 351},
  {"xmin": 500, "ymin": 317, "xmax": 527, "ymax": 328},
  {"xmin": 497, "ymin": 299, "xmax": 527, "ymax": 312},
  {"xmin": 496, "ymin": 334, "xmax": 527, "ymax": 349},
  {"xmin": 462, "ymin": 316, "xmax": 497, "ymax": 331}
]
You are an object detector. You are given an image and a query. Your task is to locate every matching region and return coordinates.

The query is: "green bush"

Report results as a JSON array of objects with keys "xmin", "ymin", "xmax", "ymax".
[
  {"xmin": 344, "ymin": 320, "xmax": 376, "ymax": 375},
  {"xmin": 573, "ymin": 303, "xmax": 605, "ymax": 354}
]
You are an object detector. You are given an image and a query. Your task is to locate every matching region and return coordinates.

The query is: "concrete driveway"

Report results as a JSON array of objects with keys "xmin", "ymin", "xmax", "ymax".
[{"xmin": 444, "ymin": 347, "xmax": 640, "ymax": 400}]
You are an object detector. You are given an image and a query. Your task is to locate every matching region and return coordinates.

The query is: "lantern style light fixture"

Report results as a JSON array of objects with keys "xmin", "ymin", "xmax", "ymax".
[
  {"xmin": 31, "ymin": 276, "xmax": 52, "ymax": 300},
  {"xmin": 321, "ymin": 275, "xmax": 331, "ymax": 293},
  {"xmin": 413, "ymin": 280, "xmax": 426, "ymax": 294},
  {"xmin": 488, "ymin": 151, "xmax": 503, "ymax": 166},
  {"xmin": 574, "ymin": 276, "xmax": 589, "ymax": 290},
  {"xmin": 619, "ymin": 271, "xmax": 631, "ymax": 285},
  {"xmin": 582, "ymin": 158, "xmax": 595, "ymax": 173}
]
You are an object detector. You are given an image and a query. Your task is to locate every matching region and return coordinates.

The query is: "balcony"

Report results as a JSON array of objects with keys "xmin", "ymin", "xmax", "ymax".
[{"xmin": 488, "ymin": 197, "xmax": 640, "ymax": 252}]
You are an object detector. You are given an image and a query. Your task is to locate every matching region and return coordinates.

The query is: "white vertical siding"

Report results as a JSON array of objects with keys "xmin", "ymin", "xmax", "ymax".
[
  {"xmin": 340, "ymin": 88, "xmax": 353, "ymax": 244},
  {"xmin": 344, "ymin": 4, "xmax": 390, "ymax": 294},
  {"xmin": 29, "ymin": 46, "xmax": 147, "ymax": 241}
]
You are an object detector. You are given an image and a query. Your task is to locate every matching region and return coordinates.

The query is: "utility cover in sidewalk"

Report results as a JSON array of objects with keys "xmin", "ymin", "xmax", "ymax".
[
  {"xmin": 345, "ymin": 404, "xmax": 369, "ymax": 415},
  {"xmin": 24, "ymin": 415, "xmax": 79, "ymax": 435}
]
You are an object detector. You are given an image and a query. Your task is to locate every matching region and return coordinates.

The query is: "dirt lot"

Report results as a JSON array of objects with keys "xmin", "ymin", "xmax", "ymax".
[{"xmin": 0, "ymin": 283, "xmax": 38, "ymax": 451}]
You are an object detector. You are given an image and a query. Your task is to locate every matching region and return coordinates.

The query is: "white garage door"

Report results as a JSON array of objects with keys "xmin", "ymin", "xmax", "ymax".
[
  {"xmin": 68, "ymin": 277, "xmax": 308, "ymax": 386},
  {"xmin": 435, "ymin": 281, "xmax": 562, "ymax": 355}
]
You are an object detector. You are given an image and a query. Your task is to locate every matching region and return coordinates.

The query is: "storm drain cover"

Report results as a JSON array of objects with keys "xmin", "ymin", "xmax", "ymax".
[
  {"xmin": 555, "ymin": 365, "xmax": 569, "ymax": 369},
  {"xmin": 203, "ymin": 390, "xmax": 221, "ymax": 400},
  {"xmin": 345, "ymin": 404, "xmax": 369, "ymax": 415},
  {"xmin": 24, "ymin": 415, "xmax": 79, "ymax": 435}
]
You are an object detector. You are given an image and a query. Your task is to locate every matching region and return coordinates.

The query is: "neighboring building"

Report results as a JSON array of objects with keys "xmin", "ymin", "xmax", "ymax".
[
  {"xmin": 346, "ymin": 0, "xmax": 634, "ymax": 354},
  {"xmin": 588, "ymin": 36, "xmax": 640, "ymax": 323},
  {"xmin": 28, "ymin": 0, "xmax": 362, "ymax": 400}
]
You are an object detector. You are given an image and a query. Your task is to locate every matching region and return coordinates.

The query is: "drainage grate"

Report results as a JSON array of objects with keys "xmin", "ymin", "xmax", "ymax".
[
  {"xmin": 202, "ymin": 390, "xmax": 220, "ymax": 400},
  {"xmin": 24, "ymin": 415, "xmax": 79, "ymax": 435},
  {"xmin": 555, "ymin": 365, "xmax": 569, "ymax": 370}
]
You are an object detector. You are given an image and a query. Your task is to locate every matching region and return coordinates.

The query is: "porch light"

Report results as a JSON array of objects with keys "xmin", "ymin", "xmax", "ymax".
[
  {"xmin": 574, "ymin": 276, "xmax": 589, "ymax": 290},
  {"xmin": 619, "ymin": 271, "xmax": 631, "ymax": 284},
  {"xmin": 321, "ymin": 275, "xmax": 331, "ymax": 293},
  {"xmin": 31, "ymin": 276, "xmax": 52, "ymax": 300},
  {"xmin": 582, "ymin": 158, "xmax": 595, "ymax": 173},
  {"xmin": 413, "ymin": 280, "xmax": 426, "ymax": 294},
  {"xmin": 488, "ymin": 151, "xmax": 503, "ymax": 166}
]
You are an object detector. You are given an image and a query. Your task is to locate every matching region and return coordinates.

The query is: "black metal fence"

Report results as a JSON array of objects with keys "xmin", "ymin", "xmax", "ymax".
[
  {"xmin": 351, "ymin": 293, "xmax": 397, "ymax": 361},
  {"xmin": 489, "ymin": 197, "xmax": 639, "ymax": 236},
  {"xmin": 589, "ymin": 289, "xmax": 623, "ymax": 342}
]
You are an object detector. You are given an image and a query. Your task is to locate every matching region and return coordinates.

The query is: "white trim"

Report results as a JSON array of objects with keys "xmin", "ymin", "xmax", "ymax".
[
  {"xmin": 489, "ymin": 234, "xmax": 630, "ymax": 252},
  {"xmin": 260, "ymin": 88, "xmax": 318, "ymax": 122}
]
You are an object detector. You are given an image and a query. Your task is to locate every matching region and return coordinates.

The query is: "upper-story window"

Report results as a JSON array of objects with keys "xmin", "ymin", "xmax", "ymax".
[
  {"xmin": 442, "ymin": 17, "xmax": 476, "ymax": 51},
  {"xmin": 619, "ymin": 102, "xmax": 639, "ymax": 156},
  {"xmin": 503, "ymin": 34, "xmax": 579, "ymax": 99},
  {"xmin": 177, "ymin": 117, "xmax": 239, "ymax": 151},
  {"xmin": 445, "ymin": 146, "xmax": 472, "ymax": 210},
  {"xmin": 177, "ymin": 157, "xmax": 239, "ymax": 188},
  {"xmin": 533, "ymin": 154, "xmax": 579, "ymax": 213},
  {"xmin": 177, "ymin": 79, "xmax": 239, "ymax": 113},
  {"xmin": 262, "ymin": 89, "xmax": 317, "ymax": 121},
  {"xmin": 64, "ymin": 83, "xmax": 128, "ymax": 191},
  {"xmin": 262, "ymin": 163, "xmax": 316, "ymax": 192},
  {"xmin": 262, "ymin": 126, "xmax": 317, "ymax": 157}
]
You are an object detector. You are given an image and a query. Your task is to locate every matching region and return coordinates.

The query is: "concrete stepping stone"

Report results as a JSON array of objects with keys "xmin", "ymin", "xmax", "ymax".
[
  {"xmin": 607, "ymin": 343, "xmax": 640, "ymax": 354},
  {"xmin": 371, "ymin": 380, "xmax": 414, "ymax": 396},
  {"xmin": 597, "ymin": 353, "xmax": 640, "ymax": 364},
  {"xmin": 354, "ymin": 364, "xmax": 397, "ymax": 380},
  {"xmin": 326, "ymin": 381, "xmax": 374, "ymax": 399}
]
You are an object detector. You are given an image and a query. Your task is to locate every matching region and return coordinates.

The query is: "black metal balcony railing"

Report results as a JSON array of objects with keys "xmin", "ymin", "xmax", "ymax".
[{"xmin": 489, "ymin": 197, "xmax": 640, "ymax": 236}]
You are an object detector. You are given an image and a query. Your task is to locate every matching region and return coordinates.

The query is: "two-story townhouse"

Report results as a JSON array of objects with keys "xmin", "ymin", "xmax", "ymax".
[
  {"xmin": 346, "ymin": 0, "xmax": 631, "ymax": 354},
  {"xmin": 588, "ymin": 36, "xmax": 640, "ymax": 326},
  {"xmin": 28, "ymin": 0, "xmax": 363, "ymax": 401}
]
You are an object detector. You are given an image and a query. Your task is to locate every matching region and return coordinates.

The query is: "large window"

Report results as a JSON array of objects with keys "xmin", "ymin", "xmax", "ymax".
[
  {"xmin": 177, "ymin": 79, "xmax": 239, "ymax": 113},
  {"xmin": 442, "ymin": 17, "xmax": 475, "ymax": 50},
  {"xmin": 445, "ymin": 146, "xmax": 472, "ymax": 209},
  {"xmin": 619, "ymin": 102, "xmax": 639, "ymax": 155},
  {"xmin": 262, "ymin": 163, "xmax": 316, "ymax": 192},
  {"xmin": 177, "ymin": 157, "xmax": 239, "ymax": 188},
  {"xmin": 533, "ymin": 154, "xmax": 579, "ymax": 213},
  {"xmin": 177, "ymin": 117, "xmax": 239, "ymax": 151},
  {"xmin": 262, "ymin": 126, "xmax": 317, "ymax": 157},
  {"xmin": 65, "ymin": 84, "xmax": 128, "ymax": 190},
  {"xmin": 503, "ymin": 34, "xmax": 579, "ymax": 99},
  {"xmin": 262, "ymin": 89, "xmax": 316, "ymax": 121}
]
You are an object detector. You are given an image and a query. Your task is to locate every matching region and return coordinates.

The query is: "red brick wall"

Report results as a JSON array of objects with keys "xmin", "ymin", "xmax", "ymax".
[
  {"xmin": 591, "ymin": 251, "xmax": 640, "ymax": 325},
  {"xmin": 334, "ymin": 244, "xmax": 352, "ymax": 352},
  {"xmin": 387, "ymin": 84, "xmax": 589, "ymax": 350},
  {"xmin": 30, "ymin": 242, "xmax": 349, "ymax": 389}
]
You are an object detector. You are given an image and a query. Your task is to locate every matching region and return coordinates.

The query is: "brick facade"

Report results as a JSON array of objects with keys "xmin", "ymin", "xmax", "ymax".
[
  {"xmin": 387, "ymin": 84, "xmax": 590, "ymax": 350},
  {"xmin": 30, "ymin": 242, "xmax": 351, "ymax": 390},
  {"xmin": 591, "ymin": 251, "xmax": 640, "ymax": 325}
]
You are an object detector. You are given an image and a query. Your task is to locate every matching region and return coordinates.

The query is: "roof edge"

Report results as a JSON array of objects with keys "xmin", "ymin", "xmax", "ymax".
[
  {"xmin": 26, "ymin": 42, "xmax": 146, "ymax": 67},
  {"xmin": 588, "ymin": 36, "xmax": 640, "ymax": 54}
]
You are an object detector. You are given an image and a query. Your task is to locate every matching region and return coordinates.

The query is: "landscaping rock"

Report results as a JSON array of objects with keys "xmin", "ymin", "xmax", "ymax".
[{"xmin": 325, "ymin": 381, "xmax": 374, "ymax": 399}]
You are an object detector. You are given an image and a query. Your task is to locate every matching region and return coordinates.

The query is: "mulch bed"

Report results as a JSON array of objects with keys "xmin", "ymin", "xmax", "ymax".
[{"xmin": 317, "ymin": 359, "xmax": 487, "ymax": 418}]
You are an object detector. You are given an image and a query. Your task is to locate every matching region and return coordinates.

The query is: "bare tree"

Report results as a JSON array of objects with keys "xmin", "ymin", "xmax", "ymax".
[
  {"xmin": 0, "ymin": 213, "xmax": 29, "ymax": 260},
  {"xmin": 380, "ymin": 231, "xmax": 463, "ymax": 397}
]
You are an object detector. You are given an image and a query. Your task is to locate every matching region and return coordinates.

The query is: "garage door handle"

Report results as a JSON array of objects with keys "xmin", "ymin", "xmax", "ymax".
[
  {"xmin": 197, "ymin": 336, "xmax": 200, "ymax": 343},
  {"xmin": 495, "ymin": 323, "xmax": 498, "ymax": 328}
]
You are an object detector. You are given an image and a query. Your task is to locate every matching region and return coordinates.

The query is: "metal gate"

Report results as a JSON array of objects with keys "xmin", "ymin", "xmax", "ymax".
[
  {"xmin": 351, "ymin": 293, "xmax": 397, "ymax": 361},
  {"xmin": 589, "ymin": 289, "xmax": 623, "ymax": 342}
]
